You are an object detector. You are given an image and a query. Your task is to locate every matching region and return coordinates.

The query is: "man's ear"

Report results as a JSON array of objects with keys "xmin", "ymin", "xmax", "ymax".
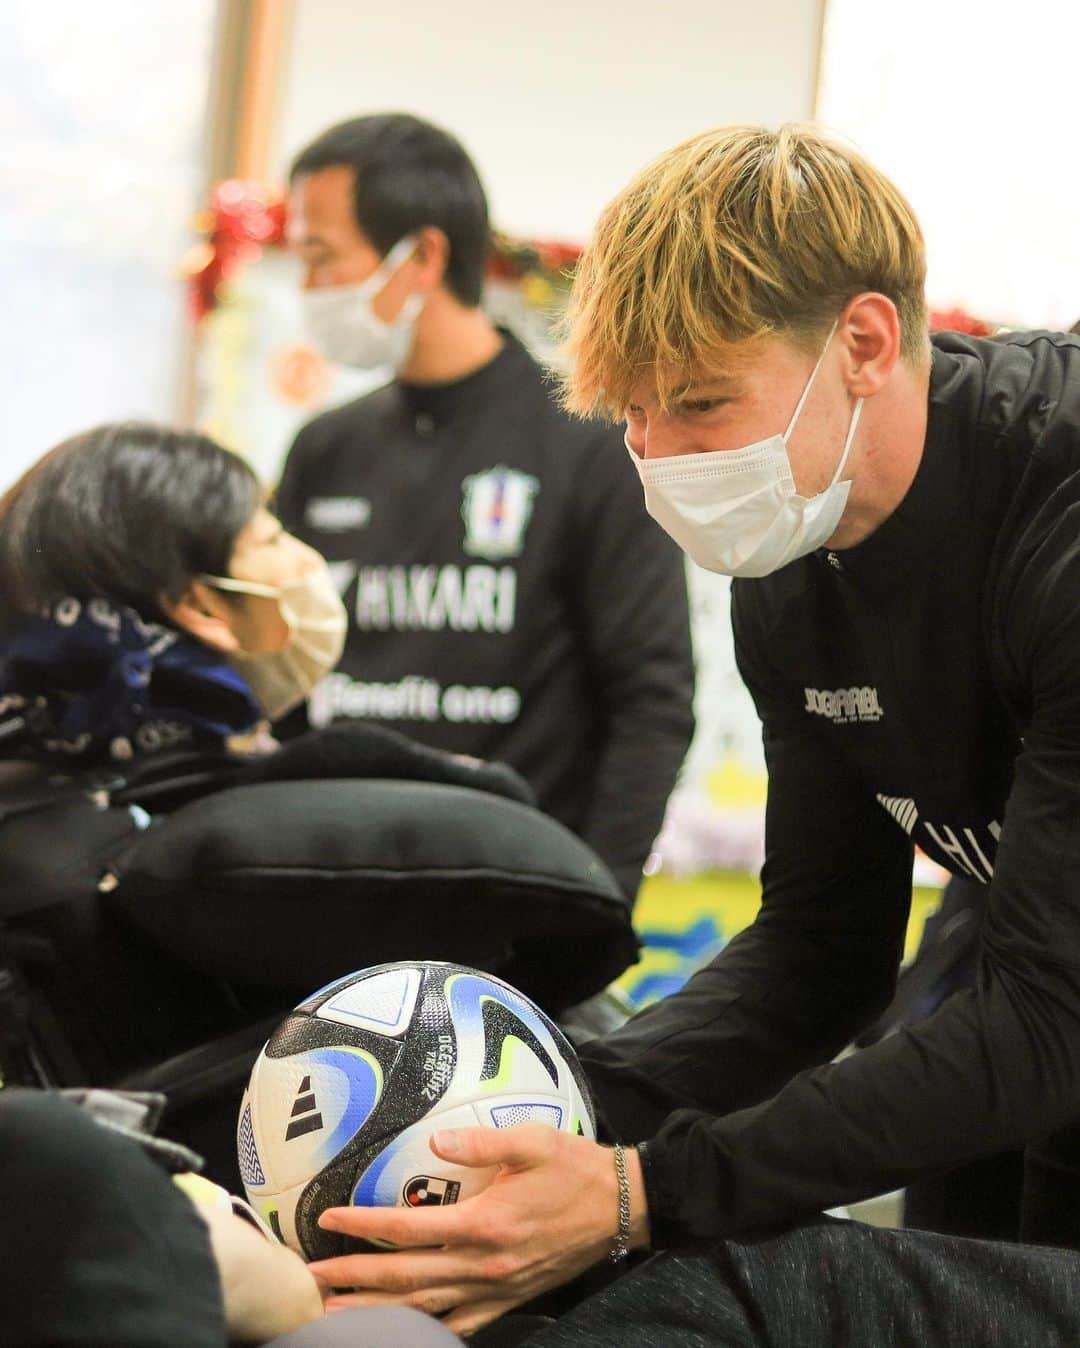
[
  {"xmin": 840, "ymin": 292, "xmax": 902, "ymax": 398},
  {"xmin": 159, "ymin": 581, "xmax": 240, "ymax": 653},
  {"xmin": 412, "ymin": 225, "xmax": 451, "ymax": 293}
]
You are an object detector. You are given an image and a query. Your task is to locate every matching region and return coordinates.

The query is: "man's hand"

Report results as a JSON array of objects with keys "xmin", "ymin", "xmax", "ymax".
[{"xmin": 307, "ymin": 1124, "xmax": 650, "ymax": 1336}]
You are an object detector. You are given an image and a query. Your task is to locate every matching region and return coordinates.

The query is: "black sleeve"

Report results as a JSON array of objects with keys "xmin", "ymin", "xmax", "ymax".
[
  {"xmin": 567, "ymin": 426, "xmax": 695, "ymax": 900},
  {"xmin": 0, "ymin": 1090, "xmax": 225, "ymax": 1347},
  {"xmin": 579, "ymin": 579, "xmax": 914, "ymax": 1237},
  {"xmin": 586, "ymin": 514, "xmax": 1080, "ymax": 1249}
]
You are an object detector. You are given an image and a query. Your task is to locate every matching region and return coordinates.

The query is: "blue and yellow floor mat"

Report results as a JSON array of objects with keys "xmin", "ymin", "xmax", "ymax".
[{"xmin": 617, "ymin": 871, "xmax": 943, "ymax": 1010}]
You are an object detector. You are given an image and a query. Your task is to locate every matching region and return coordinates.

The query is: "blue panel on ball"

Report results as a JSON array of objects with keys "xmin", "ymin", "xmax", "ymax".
[
  {"xmin": 351, "ymin": 1131, "xmax": 407, "ymax": 1208},
  {"xmin": 307, "ymin": 1047, "xmax": 383, "ymax": 1166},
  {"xmin": 445, "ymin": 973, "xmax": 561, "ymax": 1088}
]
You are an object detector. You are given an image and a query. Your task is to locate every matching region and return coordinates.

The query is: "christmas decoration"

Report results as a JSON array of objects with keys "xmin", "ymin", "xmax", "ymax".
[
  {"xmin": 183, "ymin": 180, "xmax": 582, "ymax": 321},
  {"xmin": 486, "ymin": 232, "xmax": 583, "ymax": 310},
  {"xmin": 929, "ymin": 307, "xmax": 995, "ymax": 337},
  {"xmin": 181, "ymin": 180, "xmax": 287, "ymax": 321}
]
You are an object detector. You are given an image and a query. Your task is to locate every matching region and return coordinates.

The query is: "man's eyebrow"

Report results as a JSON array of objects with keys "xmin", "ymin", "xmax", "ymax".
[{"xmin": 677, "ymin": 377, "xmax": 743, "ymax": 398}]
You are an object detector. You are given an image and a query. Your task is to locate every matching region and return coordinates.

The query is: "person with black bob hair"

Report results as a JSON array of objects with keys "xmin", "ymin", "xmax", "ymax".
[
  {"xmin": 0, "ymin": 422, "xmax": 263, "ymax": 630},
  {"xmin": 0, "ymin": 420, "xmax": 348, "ymax": 765}
]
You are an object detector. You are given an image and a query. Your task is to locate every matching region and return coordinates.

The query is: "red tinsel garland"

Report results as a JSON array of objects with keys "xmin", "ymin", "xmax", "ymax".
[
  {"xmin": 182, "ymin": 180, "xmax": 287, "ymax": 321},
  {"xmin": 928, "ymin": 307, "xmax": 994, "ymax": 337}
]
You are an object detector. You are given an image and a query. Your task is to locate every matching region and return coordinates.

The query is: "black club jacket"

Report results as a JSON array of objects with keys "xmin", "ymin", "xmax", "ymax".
[
  {"xmin": 581, "ymin": 330, "xmax": 1080, "ymax": 1245},
  {"xmin": 275, "ymin": 332, "xmax": 695, "ymax": 899}
]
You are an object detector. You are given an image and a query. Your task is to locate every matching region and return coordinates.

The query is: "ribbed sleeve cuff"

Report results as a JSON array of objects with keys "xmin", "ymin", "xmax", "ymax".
[{"xmin": 636, "ymin": 1138, "xmax": 690, "ymax": 1250}]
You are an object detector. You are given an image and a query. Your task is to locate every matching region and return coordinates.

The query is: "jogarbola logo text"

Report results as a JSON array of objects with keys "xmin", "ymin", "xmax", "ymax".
[{"xmin": 804, "ymin": 685, "xmax": 883, "ymax": 725}]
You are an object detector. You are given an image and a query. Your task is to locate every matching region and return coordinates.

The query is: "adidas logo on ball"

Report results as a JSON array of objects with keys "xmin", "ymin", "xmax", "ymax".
[{"xmin": 284, "ymin": 1075, "xmax": 324, "ymax": 1141}]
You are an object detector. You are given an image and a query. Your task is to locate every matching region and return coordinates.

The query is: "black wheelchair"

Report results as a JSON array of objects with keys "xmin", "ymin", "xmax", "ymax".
[{"xmin": 0, "ymin": 735, "xmax": 637, "ymax": 1186}]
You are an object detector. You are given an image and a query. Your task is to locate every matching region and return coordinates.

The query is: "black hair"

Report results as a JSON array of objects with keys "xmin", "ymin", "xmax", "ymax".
[
  {"xmin": 0, "ymin": 422, "xmax": 261, "ymax": 630},
  {"xmin": 290, "ymin": 113, "xmax": 490, "ymax": 307}
]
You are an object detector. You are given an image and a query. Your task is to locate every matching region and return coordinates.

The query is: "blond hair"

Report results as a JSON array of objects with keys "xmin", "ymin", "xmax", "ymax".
[{"xmin": 562, "ymin": 124, "xmax": 928, "ymax": 416}]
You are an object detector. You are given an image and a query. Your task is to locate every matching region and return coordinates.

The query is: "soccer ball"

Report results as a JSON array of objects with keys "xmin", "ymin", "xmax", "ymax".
[{"xmin": 236, "ymin": 961, "xmax": 596, "ymax": 1259}]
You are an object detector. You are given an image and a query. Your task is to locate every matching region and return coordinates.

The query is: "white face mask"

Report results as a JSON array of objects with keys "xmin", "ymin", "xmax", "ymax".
[
  {"xmin": 627, "ymin": 322, "xmax": 863, "ymax": 578},
  {"xmin": 301, "ymin": 236, "xmax": 425, "ymax": 371},
  {"xmin": 201, "ymin": 563, "xmax": 348, "ymax": 721}
]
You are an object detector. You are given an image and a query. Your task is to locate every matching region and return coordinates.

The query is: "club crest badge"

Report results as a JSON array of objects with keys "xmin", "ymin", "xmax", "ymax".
[{"xmin": 461, "ymin": 467, "xmax": 539, "ymax": 560}]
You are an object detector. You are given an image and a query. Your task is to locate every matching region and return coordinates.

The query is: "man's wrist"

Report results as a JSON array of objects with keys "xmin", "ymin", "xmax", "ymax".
[{"xmin": 624, "ymin": 1146, "xmax": 651, "ymax": 1251}]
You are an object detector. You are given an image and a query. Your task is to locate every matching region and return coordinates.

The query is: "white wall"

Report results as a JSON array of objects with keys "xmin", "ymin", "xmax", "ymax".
[
  {"xmin": 819, "ymin": 0, "xmax": 1080, "ymax": 329},
  {"xmin": 0, "ymin": 2, "xmax": 215, "ymax": 489},
  {"xmin": 273, "ymin": 0, "xmax": 823, "ymax": 241}
]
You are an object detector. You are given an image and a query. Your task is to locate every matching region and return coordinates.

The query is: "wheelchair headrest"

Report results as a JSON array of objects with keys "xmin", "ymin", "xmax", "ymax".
[{"xmin": 108, "ymin": 779, "xmax": 638, "ymax": 1014}]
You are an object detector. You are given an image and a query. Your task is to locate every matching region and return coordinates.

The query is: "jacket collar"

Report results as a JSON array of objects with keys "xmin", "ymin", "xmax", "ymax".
[
  {"xmin": 397, "ymin": 328, "xmax": 528, "ymax": 428},
  {"xmin": 814, "ymin": 342, "xmax": 971, "ymax": 600}
]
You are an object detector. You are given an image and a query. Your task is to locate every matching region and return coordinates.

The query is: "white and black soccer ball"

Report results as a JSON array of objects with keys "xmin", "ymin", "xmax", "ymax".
[{"xmin": 236, "ymin": 961, "xmax": 596, "ymax": 1259}]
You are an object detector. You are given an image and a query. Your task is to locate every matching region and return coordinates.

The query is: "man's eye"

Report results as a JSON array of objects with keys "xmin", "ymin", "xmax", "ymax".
[{"xmin": 682, "ymin": 399, "xmax": 725, "ymax": 414}]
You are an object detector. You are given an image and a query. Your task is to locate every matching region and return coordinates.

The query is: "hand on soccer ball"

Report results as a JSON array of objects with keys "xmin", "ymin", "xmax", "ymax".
[{"xmin": 306, "ymin": 1123, "xmax": 649, "ymax": 1335}]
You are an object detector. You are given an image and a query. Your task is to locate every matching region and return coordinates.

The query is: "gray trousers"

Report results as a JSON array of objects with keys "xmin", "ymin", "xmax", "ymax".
[
  {"xmin": 270, "ymin": 1306, "xmax": 465, "ymax": 1347},
  {"xmin": 281, "ymin": 1218, "xmax": 1080, "ymax": 1347},
  {"xmin": 523, "ymin": 1217, "xmax": 1080, "ymax": 1348}
]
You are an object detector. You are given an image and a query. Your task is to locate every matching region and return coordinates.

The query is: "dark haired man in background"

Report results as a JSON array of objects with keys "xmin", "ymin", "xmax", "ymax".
[{"xmin": 276, "ymin": 114, "xmax": 694, "ymax": 904}]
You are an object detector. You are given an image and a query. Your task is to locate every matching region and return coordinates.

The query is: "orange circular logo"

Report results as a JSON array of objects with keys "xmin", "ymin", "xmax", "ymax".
[{"xmin": 271, "ymin": 342, "xmax": 330, "ymax": 407}]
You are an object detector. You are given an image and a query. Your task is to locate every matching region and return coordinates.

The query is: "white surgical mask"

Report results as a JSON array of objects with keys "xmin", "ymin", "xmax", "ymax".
[
  {"xmin": 302, "ymin": 236, "xmax": 424, "ymax": 371},
  {"xmin": 200, "ymin": 564, "xmax": 347, "ymax": 721},
  {"xmin": 628, "ymin": 322, "xmax": 863, "ymax": 578}
]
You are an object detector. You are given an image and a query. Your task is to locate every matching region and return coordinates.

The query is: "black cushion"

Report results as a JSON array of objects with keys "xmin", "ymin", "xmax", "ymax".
[
  {"xmin": 110, "ymin": 780, "xmax": 638, "ymax": 1014},
  {"xmin": 238, "ymin": 723, "xmax": 535, "ymax": 807}
]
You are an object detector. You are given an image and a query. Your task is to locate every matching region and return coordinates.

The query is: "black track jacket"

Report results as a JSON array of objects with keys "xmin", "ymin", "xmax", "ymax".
[
  {"xmin": 581, "ymin": 330, "xmax": 1080, "ymax": 1244},
  {"xmin": 275, "ymin": 333, "xmax": 695, "ymax": 899}
]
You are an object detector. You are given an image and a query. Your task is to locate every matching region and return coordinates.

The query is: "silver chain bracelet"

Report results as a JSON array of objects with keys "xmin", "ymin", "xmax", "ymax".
[{"xmin": 610, "ymin": 1142, "xmax": 632, "ymax": 1262}]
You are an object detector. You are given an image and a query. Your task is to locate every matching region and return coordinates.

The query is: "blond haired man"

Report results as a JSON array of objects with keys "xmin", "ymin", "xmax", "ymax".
[{"xmin": 296, "ymin": 127, "xmax": 1080, "ymax": 1345}]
